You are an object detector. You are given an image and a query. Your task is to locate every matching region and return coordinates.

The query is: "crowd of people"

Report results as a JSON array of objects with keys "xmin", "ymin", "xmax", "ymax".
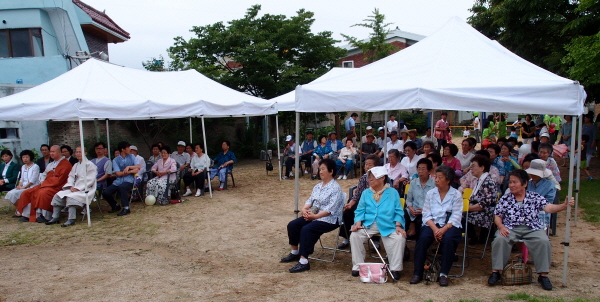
[
  {"xmin": 3, "ymin": 139, "xmax": 236, "ymax": 226},
  {"xmin": 281, "ymin": 111, "xmax": 586, "ymax": 290}
]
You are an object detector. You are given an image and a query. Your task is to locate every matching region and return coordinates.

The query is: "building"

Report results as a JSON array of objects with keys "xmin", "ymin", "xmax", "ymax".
[
  {"xmin": 338, "ymin": 28, "xmax": 425, "ymax": 68},
  {"xmin": 0, "ymin": 0, "xmax": 129, "ymax": 156}
]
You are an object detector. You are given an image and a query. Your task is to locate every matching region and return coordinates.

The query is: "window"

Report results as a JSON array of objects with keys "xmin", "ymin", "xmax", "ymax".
[
  {"xmin": 342, "ymin": 60, "xmax": 354, "ymax": 68},
  {"xmin": 0, "ymin": 128, "xmax": 19, "ymax": 139},
  {"xmin": 0, "ymin": 28, "xmax": 44, "ymax": 58}
]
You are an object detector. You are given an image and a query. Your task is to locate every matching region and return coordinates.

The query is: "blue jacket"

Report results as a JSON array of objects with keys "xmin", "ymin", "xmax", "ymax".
[
  {"xmin": 326, "ymin": 140, "xmax": 343, "ymax": 153},
  {"xmin": 354, "ymin": 187, "xmax": 405, "ymax": 237},
  {"xmin": 213, "ymin": 151, "xmax": 237, "ymax": 171},
  {"xmin": 0, "ymin": 161, "xmax": 20, "ymax": 190}
]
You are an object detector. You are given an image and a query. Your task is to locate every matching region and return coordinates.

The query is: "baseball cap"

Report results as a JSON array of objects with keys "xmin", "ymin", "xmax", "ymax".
[
  {"xmin": 177, "ymin": 141, "xmax": 186, "ymax": 146},
  {"xmin": 130, "ymin": 145, "xmax": 138, "ymax": 151},
  {"xmin": 285, "ymin": 135, "xmax": 293, "ymax": 142},
  {"xmin": 540, "ymin": 133, "xmax": 550, "ymax": 138},
  {"xmin": 366, "ymin": 126, "xmax": 373, "ymax": 130}
]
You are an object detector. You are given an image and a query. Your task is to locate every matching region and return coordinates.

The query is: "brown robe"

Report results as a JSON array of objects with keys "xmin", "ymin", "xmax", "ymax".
[{"xmin": 17, "ymin": 159, "xmax": 71, "ymax": 222}]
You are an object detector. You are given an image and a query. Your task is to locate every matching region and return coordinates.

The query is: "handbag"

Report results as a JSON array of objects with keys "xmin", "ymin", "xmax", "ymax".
[
  {"xmin": 501, "ymin": 260, "xmax": 533, "ymax": 286},
  {"xmin": 358, "ymin": 263, "xmax": 387, "ymax": 283}
]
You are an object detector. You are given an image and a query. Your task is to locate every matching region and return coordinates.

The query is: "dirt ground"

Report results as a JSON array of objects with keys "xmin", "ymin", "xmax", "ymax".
[{"xmin": 1, "ymin": 155, "xmax": 599, "ymax": 302}]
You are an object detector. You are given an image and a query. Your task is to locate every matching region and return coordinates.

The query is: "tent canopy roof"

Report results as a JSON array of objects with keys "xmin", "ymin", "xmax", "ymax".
[
  {"xmin": 0, "ymin": 58, "xmax": 276, "ymax": 121},
  {"xmin": 295, "ymin": 17, "xmax": 585, "ymax": 115}
]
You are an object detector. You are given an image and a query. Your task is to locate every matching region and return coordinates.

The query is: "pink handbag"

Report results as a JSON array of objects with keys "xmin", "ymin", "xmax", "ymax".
[{"xmin": 358, "ymin": 263, "xmax": 388, "ymax": 283}]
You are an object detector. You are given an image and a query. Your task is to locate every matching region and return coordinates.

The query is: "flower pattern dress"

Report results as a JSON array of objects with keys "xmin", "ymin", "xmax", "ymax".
[{"xmin": 467, "ymin": 174, "xmax": 498, "ymax": 228}]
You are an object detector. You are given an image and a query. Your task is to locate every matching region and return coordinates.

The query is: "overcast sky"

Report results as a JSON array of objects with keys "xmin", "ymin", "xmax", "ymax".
[{"xmin": 81, "ymin": 0, "xmax": 476, "ymax": 69}]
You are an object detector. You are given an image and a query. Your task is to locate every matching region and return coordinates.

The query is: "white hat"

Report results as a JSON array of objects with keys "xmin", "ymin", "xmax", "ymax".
[
  {"xmin": 526, "ymin": 159, "xmax": 552, "ymax": 178},
  {"xmin": 366, "ymin": 126, "xmax": 373, "ymax": 130},
  {"xmin": 368, "ymin": 166, "xmax": 388, "ymax": 179},
  {"xmin": 285, "ymin": 135, "xmax": 293, "ymax": 142},
  {"xmin": 540, "ymin": 133, "xmax": 550, "ymax": 138},
  {"xmin": 177, "ymin": 141, "xmax": 186, "ymax": 146},
  {"xmin": 130, "ymin": 145, "xmax": 138, "ymax": 151}
]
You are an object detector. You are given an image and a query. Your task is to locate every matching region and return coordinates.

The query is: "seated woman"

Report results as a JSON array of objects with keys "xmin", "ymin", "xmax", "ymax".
[
  {"xmin": 311, "ymin": 135, "xmax": 332, "ymax": 180},
  {"xmin": 148, "ymin": 143, "xmax": 161, "ymax": 163},
  {"xmin": 405, "ymin": 158, "xmax": 435, "ymax": 239},
  {"xmin": 0, "ymin": 149, "xmax": 20, "ymax": 192},
  {"xmin": 146, "ymin": 146, "xmax": 177, "ymax": 205},
  {"xmin": 465, "ymin": 155, "xmax": 498, "ymax": 245},
  {"xmin": 488, "ymin": 170, "xmax": 574, "ymax": 291},
  {"xmin": 426, "ymin": 153, "xmax": 442, "ymax": 180},
  {"xmin": 459, "ymin": 150, "xmax": 502, "ymax": 192},
  {"xmin": 410, "ymin": 165, "xmax": 464, "ymax": 287},
  {"xmin": 400, "ymin": 141, "xmax": 421, "ymax": 178},
  {"xmin": 350, "ymin": 166, "xmax": 407, "ymax": 281},
  {"xmin": 183, "ymin": 143, "xmax": 211, "ymax": 197},
  {"xmin": 5, "ymin": 150, "xmax": 40, "ymax": 214},
  {"xmin": 281, "ymin": 158, "xmax": 344, "ymax": 273},
  {"xmin": 336, "ymin": 140, "xmax": 357, "ymax": 180},
  {"xmin": 385, "ymin": 149, "xmax": 409, "ymax": 191},
  {"xmin": 442, "ymin": 144, "xmax": 462, "ymax": 188}
]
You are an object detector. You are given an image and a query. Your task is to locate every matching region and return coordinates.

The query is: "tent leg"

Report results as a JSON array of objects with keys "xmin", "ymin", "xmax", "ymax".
[
  {"xmin": 294, "ymin": 112, "xmax": 300, "ymax": 218},
  {"xmin": 562, "ymin": 115, "xmax": 578, "ymax": 286},
  {"xmin": 383, "ymin": 110, "xmax": 388, "ymax": 165},
  {"xmin": 106, "ymin": 119, "xmax": 111, "ymax": 157},
  {"xmin": 79, "ymin": 119, "xmax": 91, "ymax": 227},
  {"xmin": 201, "ymin": 117, "xmax": 212, "ymax": 198},
  {"xmin": 575, "ymin": 113, "xmax": 583, "ymax": 225},
  {"xmin": 276, "ymin": 114, "xmax": 282, "ymax": 182},
  {"xmin": 189, "ymin": 117, "xmax": 193, "ymax": 144}
]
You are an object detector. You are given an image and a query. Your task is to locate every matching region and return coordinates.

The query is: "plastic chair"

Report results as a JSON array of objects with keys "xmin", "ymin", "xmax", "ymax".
[
  {"xmin": 308, "ymin": 192, "xmax": 347, "ymax": 262},
  {"xmin": 449, "ymin": 197, "xmax": 470, "ymax": 278},
  {"xmin": 165, "ymin": 167, "xmax": 182, "ymax": 202}
]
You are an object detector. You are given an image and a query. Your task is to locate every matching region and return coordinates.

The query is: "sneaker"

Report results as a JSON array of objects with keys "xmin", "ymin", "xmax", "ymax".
[
  {"xmin": 337, "ymin": 175, "xmax": 343, "ymax": 180},
  {"xmin": 488, "ymin": 272, "xmax": 501, "ymax": 285},
  {"xmin": 195, "ymin": 189, "xmax": 202, "ymax": 197},
  {"xmin": 588, "ymin": 176, "xmax": 593, "ymax": 180},
  {"xmin": 304, "ymin": 169, "xmax": 309, "ymax": 174},
  {"xmin": 538, "ymin": 275, "xmax": 553, "ymax": 290},
  {"xmin": 289, "ymin": 172, "xmax": 294, "ymax": 177},
  {"xmin": 342, "ymin": 175, "xmax": 347, "ymax": 180},
  {"xmin": 183, "ymin": 189, "xmax": 193, "ymax": 197},
  {"xmin": 282, "ymin": 176, "xmax": 289, "ymax": 180}
]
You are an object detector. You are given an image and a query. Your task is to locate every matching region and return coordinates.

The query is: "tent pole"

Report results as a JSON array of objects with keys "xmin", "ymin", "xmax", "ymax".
[
  {"xmin": 383, "ymin": 110, "xmax": 388, "ymax": 165},
  {"xmin": 201, "ymin": 116, "xmax": 212, "ymax": 198},
  {"xmin": 359, "ymin": 112, "xmax": 363, "ymax": 174},
  {"xmin": 105, "ymin": 119, "xmax": 111, "ymax": 157},
  {"xmin": 562, "ymin": 115, "xmax": 578, "ymax": 286},
  {"xmin": 574, "ymin": 113, "xmax": 583, "ymax": 225},
  {"xmin": 294, "ymin": 112, "xmax": 300, "ymax": 218},
  {"xmin": 79, "ymin": 118, "xmax": 91, "ymax": 227},
  {"xmin": 189, "ymin": 117, "xmax": 193, "ymax": 144},
  {"xmin": 264, "ymin": 115, "xmax": 268, "ymax": 156},
  {"xmin": 276, "ymin": 114, "xmax": 282, "ymax": 182}
]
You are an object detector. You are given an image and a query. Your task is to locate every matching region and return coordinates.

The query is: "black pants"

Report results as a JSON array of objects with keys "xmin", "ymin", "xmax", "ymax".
[
  {"xmin": 300, "ymin": 154, "xmax": 312, "ymax": 170},
  {"xmin": 437, "ymin": 139, "xmax": 447, "ymax": 152},
  {"xmin": 285, "ymin": 157, "xmax": 295, "ymax": 176},
  {"xmin": 404, "ymin": 210, "xmax": 423, "ymax": 239},
  {"xmin": 0, "ymin": 184, "xmax": 12, "ymax": 191},
  {"xmin": 413, "ymin": 224, "xmax": 462, "ymax": 276},
  {"xmin": 339, "ymin": 202, "xmax": 358, "ymax": 239},
  {"xmin": 287, "ymin": 217, "xmax": 339, "ymax": 258},
  {"xmin": 183, "ymin": 170, "xmax": 206, "ymax": 190},
  {"xmin": 102, "ymin": 182, "xmax": 134, "ymax": 209}
]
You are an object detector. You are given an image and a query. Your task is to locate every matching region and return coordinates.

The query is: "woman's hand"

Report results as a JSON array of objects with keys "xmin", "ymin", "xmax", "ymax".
[
  {"xmin": 350, "ymin": 223, "xmax": 363, "ymax": 232},
  {"xmin": 564, "ymin": 196, "xmax": 575, "ymax": 208},
  {"xmin": 434, "ymin": 226, "xmax": 448, "ymax": 241},
  {"xmin": 341, "ymin": 159, "xmax": 346, "ymax": 164},
  {"xmin": 498, "ymin": 225, "xmax": 510, "ymax": 237},
  {"xmin": 344, "ymin": 199, "xmax": 357, "ymax": 210},
  {"xmin": 303, "ymin": 212, "xmax": 316, "ymax": 221},
  {"xmin": 396, "ymin": 226, "xmax": 406, "ymax": 237}
]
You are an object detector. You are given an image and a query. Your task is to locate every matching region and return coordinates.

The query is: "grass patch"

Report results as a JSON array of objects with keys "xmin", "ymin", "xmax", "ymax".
[
  {"xmin": 506, "ymin": 292, "xmax": 600, "ymax": 302},
  {"xmin": 0, "ymin": 230, "xmax": 43, "ymax": 246},
  {"xmin": 559, "ymin": 180, "xmax": 600, "ymax": 224}
]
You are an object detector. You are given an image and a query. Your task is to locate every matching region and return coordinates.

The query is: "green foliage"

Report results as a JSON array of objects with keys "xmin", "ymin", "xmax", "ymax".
[
  {"xmin": 341, "ymin": 8, "xmax": 399, "ymax": 63},
  {"xmin": 468, "ymin": 0, "xmax": 600, "ymax": 103},
  {"xmin": 168, "ymin": 5, "xmax": 346, "ymax": 100},
  {"xmin": 506, "ymin": 292, "xmax": 600, "ymax": 302},
  {"xmin": 560, "ymin": 179, "xmax": 600, "ymax": 224},
  {"xmin": 142, "ymin": 55, "xmax": 175, "ymax": 72}
]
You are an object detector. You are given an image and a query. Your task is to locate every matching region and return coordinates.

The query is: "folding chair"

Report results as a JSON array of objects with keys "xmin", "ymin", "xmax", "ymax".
[
  {"xmin": 81, "ymin": 189, "xmax": 105, "ymax": 221},
  {"xmin": 468, "ymin": 192, "xmax": 500, "ymax": 260},
  {"xmin": 449, "ymin": 196, "xmax": 470, "ymax": 278},
  {"xmin": 128, "ymin": 173, "xmax": 145, "ymax": 207},
  {"xmin": 165, "ymin": 168, "xmax": 182, "ymax": 203},
  {"xmin": 223, "ymin": 166, "xmax": 235, "ymax": 189},
  {"xmin": 308, "ymin": 192, "xmax": 347, "ymax": 262}
]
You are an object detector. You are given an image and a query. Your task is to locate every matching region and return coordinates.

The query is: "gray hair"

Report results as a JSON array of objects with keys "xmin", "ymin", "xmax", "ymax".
[
  {"xmin": 435, "ymin": 165, "xmax": 454, "ymax": 183},
  {"xmin": 387, "ymin": 149, "xmax": 400, "ymax": 158}
]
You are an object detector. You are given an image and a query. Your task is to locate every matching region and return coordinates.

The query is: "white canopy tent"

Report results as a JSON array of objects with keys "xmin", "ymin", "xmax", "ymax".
[
  {"xmin": 0, "ymin": 58, "xmax": 277, "ymax": 226},
  {"xmin": 293, "ymin": 17, "xmax": 586, "ymax": 285}
]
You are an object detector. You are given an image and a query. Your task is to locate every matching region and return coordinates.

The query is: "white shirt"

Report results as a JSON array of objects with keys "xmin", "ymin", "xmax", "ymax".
[
  {"xmin": 386, "ymin": 139, "xmax": 404, "ymax": 158},
  {"xmin": 190, "ymin": 153, "xmax": 211, "ymax": 171},
  {"xmin": 400, "ymin": 154, "xmax": 422, "ymax": 177},
  {"xmin": 421, "ymin": 135, "xmax": 438, "ymax": 147},
  {"xmin": 135, "ymin": 155, "xmax": 145, "ymax": 178},
  {"xmin": 2, "ymin": 162, "xmax": 9, "ymax": 181},
  {"xmin": 473, "ymin": 116, "xmax": 481, "ymax": 130},
  {"xmin": 171, "ymin": 151, "xmax": 191, "ymax": 167},
  {"xmin": 456, "ymin": 151, "xmax": 475, "ymax": 171},
  {"xmin": 386, "ymin": 120, "xmax": 398, "ymax": 133}
]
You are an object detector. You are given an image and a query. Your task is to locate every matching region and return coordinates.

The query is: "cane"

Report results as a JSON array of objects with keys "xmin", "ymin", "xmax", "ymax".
[
  {"xmin": 425, "ymin": 242, "xmax": 441, "ymax": 285},
  {"xmin": 361, "ymin": 227, "xmax": 397, "ymax": 282}
]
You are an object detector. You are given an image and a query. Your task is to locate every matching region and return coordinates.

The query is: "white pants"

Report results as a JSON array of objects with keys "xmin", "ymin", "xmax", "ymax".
[
  {"xmin": 350, "ymin": 221, "xmax": 406, "ymax": 271},
  {"xmin": 20, "ymin": 204, "xmax": 52, "ymax": 220}
]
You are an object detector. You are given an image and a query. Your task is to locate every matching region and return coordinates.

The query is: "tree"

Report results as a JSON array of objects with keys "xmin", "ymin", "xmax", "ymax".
[
  {"xmin": 341, "ymin": 8, "xmax": 399, "ymax": 63},
  {"xmin": 469, "ymin": 0, "xmax": 600, "ymax": 103},
  {"xmin": 142, "ymin": 55, "xmax": 175, "ymax": 72},
  {"xmin": 167, "ymin": 5, "xmax": 346, "ymax": 99}
]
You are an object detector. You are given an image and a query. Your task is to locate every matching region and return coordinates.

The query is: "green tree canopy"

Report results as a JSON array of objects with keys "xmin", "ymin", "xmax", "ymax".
[
  {"xmin": 341, "ymin": 8, "xmax": 398, "ymax": 63},
  {"xmin": 469, "ymin": 0, "xmax": 600, "ymax": 103},
  {"xmin": 167, "ymin": 5, "xmax": 346, "ymax": 99}
]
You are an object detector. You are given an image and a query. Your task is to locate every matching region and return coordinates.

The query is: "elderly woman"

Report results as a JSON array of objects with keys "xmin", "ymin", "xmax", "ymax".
[
  {"xmin": 410, "ymin": 165, "xmax": 464, "ymax": 287},
  {"xmin": 405, "ymin": 158, "xmax": 436, "ymax": 239},
  {"xmin": 311, "ymin": 135, "xmax": 333, "ymax": 180},
  {"xmin": 183, "ymin": 143, "xmax": 211, "ymax": 197},
  {"xmin": 147, "ymin": 146, "xmax": 177, "ymax": 205},
  {"xmin": 281, "ymin": 158, "xmax": 344, "ymax": 273},
  {"xmin": 0, "ymin": 149, "xmax": 20, "ymax": 192},
  {"xmin": 385, "ymin": 149, "xmax": 409, "ymax": 190},
  {"xmin": 400, "ymin": 141, "xmax": 421, "ymax": 177},
  {"xmin": 336, "ymin": 139, "xmax": 357, "ymax": 180},
  {"xmin": 5, "ymin": 150, "xmax": 40, "ymax": 213},
  {"xmin": 426, "ymin": 153, "xmax": 442, "ymax": 180},
  {"xmin": 488, "ymin": 170, "xmax": 574, "ymax": 291},
  {"xmin": 456, "ymin": 139, "xmax": 475, "ymax": 174},
  {"xmin": 500, "ymin": 143, "xmax": 520, "ymax": 174},
  {"xmin": 350, "ymin": 166, "xmax": 406, "ymax": 281},
  {"xmin": 465, "ymin": 155, "xmax": 498, "ymax": 245},
  {"xmin": 442, "ymin": 144, "xmax": 462, "ymax": 187}
]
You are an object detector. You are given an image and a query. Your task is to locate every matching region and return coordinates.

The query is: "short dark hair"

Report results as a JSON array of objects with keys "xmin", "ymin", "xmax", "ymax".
[
  {"xmin": 40, "ymin": 144, "xmax": 50, "ymax": 151},
  {"xmin": 403, "ymin": 141, "xmax": 417, "ymax": 151},
  {"xmin": 318, "ymin": 135, "xmax": 327, "ymax": 143},
  {"xmin": 463, "ymin": 138, "xmax": 475, "ymax": 148},
  {"xmin": 93, "ymin": 142, "xmax": 106, "ymax": 149},
  {"xmin": 525, "ymin": 114, "xmax": 532, "ymax": 120},
  {"xmin": 223, "ymin": 140, "xmax": 231, "ymax": 147},
  {"xmin": 151, "ymin": 143, "xmax": 160, "ymax": 150},
  {"xmin": 365, "ymin": 154, "xmax": 381, "ymax": 166},
  {"xmin": 539, "ymin": 143, "xmax": 553, "ymax": 155},
  {"xmin": 487, "ymin": 144, "xmax": 501, "ymax": 155},
  {"xmin": 497, "ymin": 137, "xmax": 508, "ymax": 144},
  {"xmin": 522, "ymin": 153, "xmax": 539, "ymax": 165},
  {"xmin": 426, "ymin": 127, "xmax": 432, "ymax": 131},
  {"xmin": 1, "ymin": 149, "xmax": 13, "ymax": 158},
  {"xmin": 531, "ymin": 141, "xmax": 540, "ymax": 152},
  {"xmin": 502, "ymin": 142, "xmax": 513, "ymax": 151},
  {"xmin": 445, "ymin": 144, "xmax": 459, "ymax": 156},
  {"xmin": 509, "ymin": 170, "xmax": 529, "ymax": 186},
  {"xmin": 423, "ymin": 141, "xmax": 435, "ymax": 150},
  {"xmin": 475, "ymin": 149, "xmax": 490, "ymax": 158},
  {"xmin": 426, "ymin": 153, "xmax": 442, "ymax": 166},
  {"xmin": 471, "ymin": 155, "xmax": 491, "ymax": 172},
  {"xmin": 351, "ymin": 112, "xmax": 358, "ymax": 117},
  {"xmin": 117, "ymin": 141, "xmax": 130, "ymax": 152},
  {"xmin": 388, "ymin": 149, "xmax": 401, "ymax": 158},
  {"xmin": 20, "ymin": 149, "xmax": 35, "ymax": 161},
  {"xmin": 507, "ymin": 137, "xmax": 518, "ymax": 146},
  {"xmin": 441, "ymin": 112, "xmax": 448, "ymax": 116},
  {"xmin": 160, "ymin": 145, "xmax": 171, "ymax": 154},
  {"xmin": 60, "ymin": 145, "xmax": 73, "ymax": 155},
  {"xmin": 436, "ymin": 165, "xmax": 454, "ymax": 183},
  {"xmin": 467, "ymin": 137, "xmax": 477, "ymax": 148},
  {"xmin": 417, "ymin": 158, "xmax": 433, "ymax": 171},
  {"xmin": 193, "ymin": 143, "xmax": 204, "ymax": 151},
  {"xmin": 319, "ymin": 158, "xmax": 337, "ymax": 177}
]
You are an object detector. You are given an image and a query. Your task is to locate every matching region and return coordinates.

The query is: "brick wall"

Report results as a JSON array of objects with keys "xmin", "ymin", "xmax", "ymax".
[
  {"xmin": 338, "ymin": 41, "xmax": 407, "ymax": 68},
  {"xmin": 83, "ymin": 32, "xmax": 109, "ymax": 59}
]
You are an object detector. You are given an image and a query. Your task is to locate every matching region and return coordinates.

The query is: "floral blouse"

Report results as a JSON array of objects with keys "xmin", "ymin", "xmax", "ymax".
[
  {"xmin": 494, "ymin": 191, "xmax": 547, "ymax": 230},
  {"xmin": 304, "ymin": 179, "xmax": 344, "ymax": 225},
  {"xmin": 491, "ymin": 157, "xmax": 506, "ymax": 177},
  {"xmin": 467, "ymin": 174, "xmax": 498, "ymax": 228},
  {"xmin": 545, "ymin": 157, "xmax": 561, "ymax": 182},
  {"xmin": 351, "ymin": 173, "xmax": 369, "ymax": 202},
  {"xmin": 459, "ymin": 166, "xmax": 501, "ymax": 191},
  {"xmin": 314, "ymin": 144, "xmax": 332, "ymax": 158}
]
